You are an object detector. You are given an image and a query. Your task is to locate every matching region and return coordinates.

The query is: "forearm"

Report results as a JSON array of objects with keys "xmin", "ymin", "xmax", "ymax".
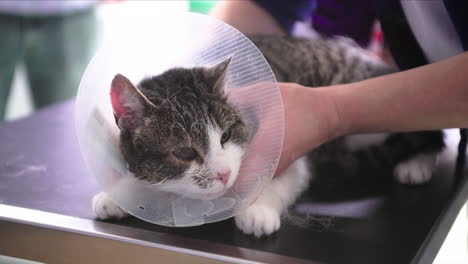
[
  {"xmin": 334, "ymin": 52, "xmax": 468, "ymax": 135},
  {"xmin": 276, "ymin": 52, "xmax": 468, "ymax": 175},
  {"xmin": 210, "ymin": 0, "xmax": 285, "ymax": 35}
]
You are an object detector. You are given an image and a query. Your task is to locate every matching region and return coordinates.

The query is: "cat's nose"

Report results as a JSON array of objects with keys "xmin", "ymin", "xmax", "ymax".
[{"xmin": 217, "ymin": 169, "xmax": 231, "ymax": 184}]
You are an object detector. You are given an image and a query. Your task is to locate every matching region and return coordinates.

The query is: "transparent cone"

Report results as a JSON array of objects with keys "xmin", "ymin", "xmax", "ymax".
[{"xmin": 75, "ymin": 12, "xmax": 283, "ymax": 227}]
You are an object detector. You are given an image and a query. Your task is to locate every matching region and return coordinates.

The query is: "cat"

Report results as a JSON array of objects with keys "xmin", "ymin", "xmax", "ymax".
[
  {"xmin": 93, "ymin": 58, "xmax": 250, "ymax": 220},
  {"xmin": 92, "ymin": 35, "xmax": 444, "ymax": 237}
]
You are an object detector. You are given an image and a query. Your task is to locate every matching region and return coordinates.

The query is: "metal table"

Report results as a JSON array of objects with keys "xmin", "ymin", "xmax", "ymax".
[{"xmin": 0, "ymin": 100, "xmax": 466, "ymax": 264}]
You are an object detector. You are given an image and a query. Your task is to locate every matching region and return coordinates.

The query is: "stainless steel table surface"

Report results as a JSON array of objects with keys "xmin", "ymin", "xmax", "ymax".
[{"xmin": 0, "ymin": 100, "xmax": 466, "ymax": 264}]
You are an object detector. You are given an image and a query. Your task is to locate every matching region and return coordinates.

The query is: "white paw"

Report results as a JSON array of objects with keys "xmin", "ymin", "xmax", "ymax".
[
  {"xmin": 235, "ymin": 203, "xmax": 281, "ymax": 238},
  {"xmin": 92, "ymin": 192, "xmax": 128, "ymax": 220},
  {"xmin": 394, "ymin": 154, "xmax": 437, "ymax": 184}
]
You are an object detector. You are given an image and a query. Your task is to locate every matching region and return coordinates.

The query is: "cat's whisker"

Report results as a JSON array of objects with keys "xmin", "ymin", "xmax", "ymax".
[
  {"xmin": 145, "ymin": 179, "xmax": 167, "ymax": 188},
  {"xmin": 130, "ymin": 175, "xmax": 146, "ymax": 184}
]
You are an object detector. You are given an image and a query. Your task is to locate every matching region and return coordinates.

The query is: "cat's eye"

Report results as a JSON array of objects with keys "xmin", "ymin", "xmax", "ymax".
[
  {"xmin": 134, "ymin": 142, "xmax": 145, "ymax": 152},
  {"xmin": 221, "ymin": 130, "xmax": 231, "ymax": 145},
  {"xmin": 173, "ymin": 147, "xmax": 198, "ymax": 161}
]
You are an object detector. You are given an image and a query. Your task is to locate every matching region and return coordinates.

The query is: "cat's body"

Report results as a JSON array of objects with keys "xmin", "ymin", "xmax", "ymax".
[
  {"xmin": 233, "ymin": 36, "xmax": 444, "ymax": 237},
  {"xmin": 251, "ymin": 35, "xmax": 394, "ymax": 85},
  {"xmin": 93, "ymin": 35, "xmax": 444, "ymax": 237}
]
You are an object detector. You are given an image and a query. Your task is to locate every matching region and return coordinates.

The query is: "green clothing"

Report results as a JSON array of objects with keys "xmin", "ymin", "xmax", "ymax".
[{"xmin": 0, "ymin": 7, "xmax": 98, "ymax": 119}]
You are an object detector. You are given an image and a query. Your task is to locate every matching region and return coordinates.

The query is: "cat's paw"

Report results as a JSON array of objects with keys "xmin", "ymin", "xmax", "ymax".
[
  {"xmin": 92, "ymin": 192, "xmax": 128, "ymax": 220},
  {"xmin": 394, "ymin": 154, "xmax": 437, "ymax": 184},
  {"xmin": 235, "ymin": 203, "xmax": 281, "ymax": 238}
]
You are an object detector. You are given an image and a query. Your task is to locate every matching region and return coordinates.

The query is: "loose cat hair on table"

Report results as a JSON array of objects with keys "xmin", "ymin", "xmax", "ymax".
[{"xmin": 92, "ymin": 35, "xmax": 444, "ymax": 237}]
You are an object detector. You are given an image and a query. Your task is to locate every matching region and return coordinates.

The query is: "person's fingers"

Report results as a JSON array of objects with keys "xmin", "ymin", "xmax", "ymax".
[{"xmin": 227, "ymin": 82, "xmax": 285, "ymax": 184}]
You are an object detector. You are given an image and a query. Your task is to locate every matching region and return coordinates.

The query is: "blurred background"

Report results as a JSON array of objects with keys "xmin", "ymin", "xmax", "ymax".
[
  {"xmin": 0, "ymin": 1, "xmax": 465, "ymax": 263},
  {"xmin": 3, "ymin": 0, "xmax": 219, "ymax": 121}
]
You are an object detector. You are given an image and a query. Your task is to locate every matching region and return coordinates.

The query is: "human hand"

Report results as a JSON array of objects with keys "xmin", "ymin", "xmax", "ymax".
[
  {"xmin": 274, "ymin": 83, "xmax": 342, "ymax": 176},
  {"xmin": 228, "ymin": 82, "xmax": 342, "ymax": 178}
]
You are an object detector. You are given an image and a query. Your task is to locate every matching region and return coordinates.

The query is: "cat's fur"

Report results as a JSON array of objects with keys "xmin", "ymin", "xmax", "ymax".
[{"xmin": 92, "ymin": 35, "xmax": 444, "ymax": 237}]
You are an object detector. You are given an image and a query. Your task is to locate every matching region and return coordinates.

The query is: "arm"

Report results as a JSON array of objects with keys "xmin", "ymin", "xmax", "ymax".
[
  {"xmin": 336, "ymin": 52, "xmax": 468, "ymax": 134},
  {"xmin": 210, "ymin": 0, "xmax": 316, "ymax": 36},
  {"xmin": 276, "ymin": 52, "xmax": 468, "ymax": 175},
  {"xmin": 210, "ymin": 0, "xmax": 286, "ymax": 35}
]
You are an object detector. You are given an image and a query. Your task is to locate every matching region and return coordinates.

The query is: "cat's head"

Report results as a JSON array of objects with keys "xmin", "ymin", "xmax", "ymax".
[{"xmin": 110, "ymin": 59, "xmax": 248, "ymax": 200}]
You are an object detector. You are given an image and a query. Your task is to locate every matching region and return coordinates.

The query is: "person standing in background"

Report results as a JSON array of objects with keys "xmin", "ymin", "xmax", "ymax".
[
  {"xmin": 0, "ymin": 0, "xmax": 99, "ymax": 120},
  {"xmin": 211, "ymin": 0, "xmax": 396, "ymax": 65}
]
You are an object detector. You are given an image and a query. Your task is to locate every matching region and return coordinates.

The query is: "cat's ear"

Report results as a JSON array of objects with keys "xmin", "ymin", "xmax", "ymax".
[
  {"xmin": 204, "ymin": 57, "xmax": 231, "ymax": 95},
  {"xmin": 110, "ymin": 74, "xmax": 152, "ymax": 129}
]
